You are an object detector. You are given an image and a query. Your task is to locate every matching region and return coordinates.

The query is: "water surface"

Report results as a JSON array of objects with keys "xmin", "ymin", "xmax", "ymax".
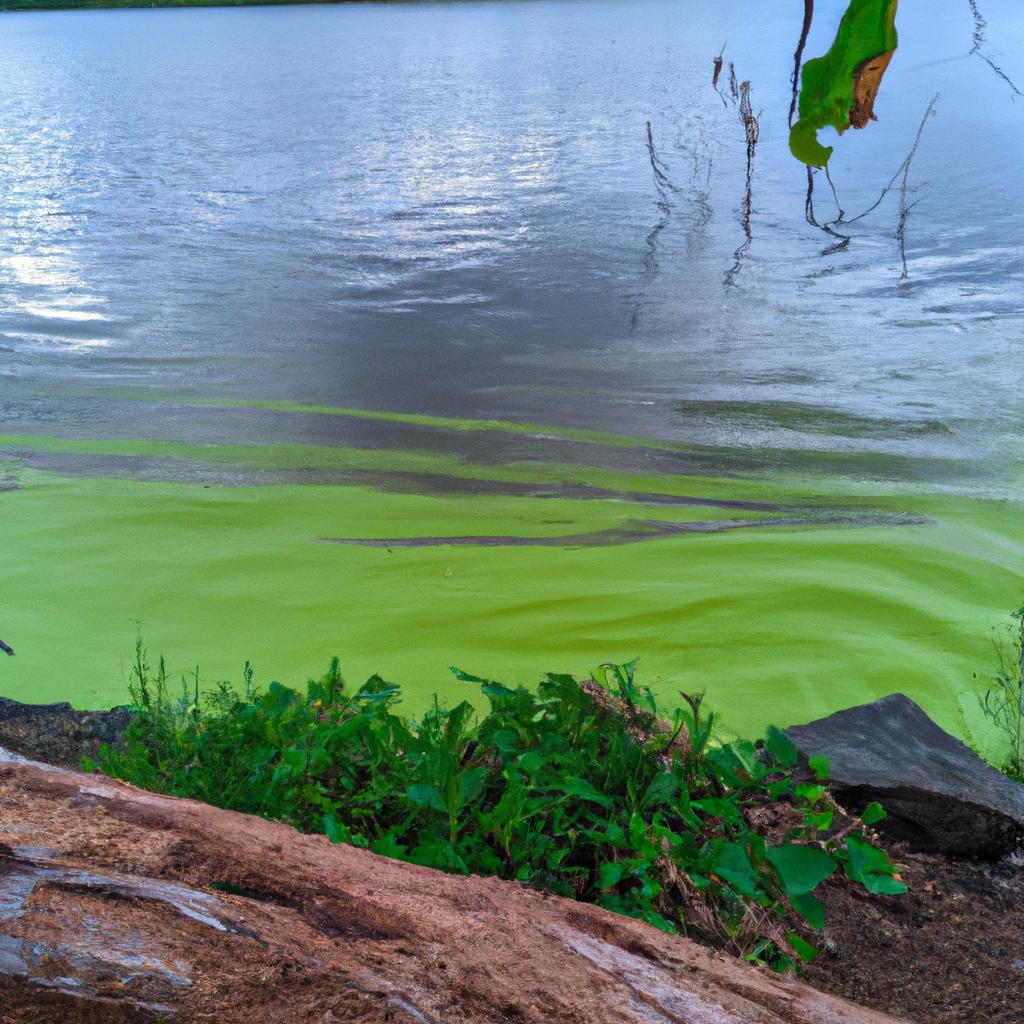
[{"xmin": 0, "ymin": 1, "xmax": 1022, "ymax": 733}]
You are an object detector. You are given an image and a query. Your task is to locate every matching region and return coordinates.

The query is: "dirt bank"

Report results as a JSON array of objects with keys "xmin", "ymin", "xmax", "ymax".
[{"xmin": 0, "ymin": 749, "xmax": 903, "ymax": 1024}]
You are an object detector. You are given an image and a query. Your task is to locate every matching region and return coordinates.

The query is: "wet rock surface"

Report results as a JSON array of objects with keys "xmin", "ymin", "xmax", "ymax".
[
  {"xmin": 787, "ymin": 693, "xmax": 1024, "ymax": 857},
  {"xmin": 0, "ymin": 748, "xmax": 906, "ymax": 1024},
  {"xmin": 0, "ymin": 698, "xmax": 129, "ymax": 770}
]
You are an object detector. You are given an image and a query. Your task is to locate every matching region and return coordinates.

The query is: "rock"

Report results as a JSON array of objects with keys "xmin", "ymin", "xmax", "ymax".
[
  {"xmin": 787, "ymin": 693, "xmax": 1024, "ymax": 858},
  {"xmin": 0, "ymin": 748, "xmax": 907, "ymax": 1024},
  {"xmin": 0, "ymin": 696, "xmax": 130, "ymax": 769}
]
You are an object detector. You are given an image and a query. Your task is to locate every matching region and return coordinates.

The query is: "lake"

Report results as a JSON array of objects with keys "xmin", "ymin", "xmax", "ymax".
[{"xmin": 1, "ymin": 0, "xmax": 1022, "ymax": 738}]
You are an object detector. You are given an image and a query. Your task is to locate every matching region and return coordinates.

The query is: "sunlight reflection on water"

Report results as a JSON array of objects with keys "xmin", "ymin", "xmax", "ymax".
[{"xmin": 0, "ymin": 0, "xmax": 1021, "ymax": 489}]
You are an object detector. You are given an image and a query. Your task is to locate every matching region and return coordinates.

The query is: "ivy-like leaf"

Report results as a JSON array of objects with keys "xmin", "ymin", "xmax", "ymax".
[
  {"xmin": 764, "ymin": 725, "xmax": 799, "ymax": 768},
  {"xmin": 861, "ymin": 801, "xmax": 887, "ymax": 825},
  {"xmin": 766, "ymin": 843, "xmax": 838, "ymax": 896},
  {"xmin": 712, "ymin": 842, "xmax": 760, "ymax": 898},
  {"xmin": 791, "ymin": 893, "xmax": 826, "ymax": 930},
  {"xmin": 808, "ymin": 754, "xmax": 831, "ymax": 782}
]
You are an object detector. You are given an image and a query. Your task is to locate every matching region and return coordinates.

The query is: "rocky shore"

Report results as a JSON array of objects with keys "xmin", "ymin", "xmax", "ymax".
[{"xmin": 0, "ymin": 696, "xmax": 129, "ymax": 769}]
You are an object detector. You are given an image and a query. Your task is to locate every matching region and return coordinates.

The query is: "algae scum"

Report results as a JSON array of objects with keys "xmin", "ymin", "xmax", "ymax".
[{"xmin": 1, "ymin": 0, "xmax": 1023, "ymax": 737}]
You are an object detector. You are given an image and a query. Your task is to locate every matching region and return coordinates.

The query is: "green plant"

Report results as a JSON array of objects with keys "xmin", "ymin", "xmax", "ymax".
[
  {"xmin": 964, "ymin": 608, "xmax": 1024, "ymax": 781},
  {"xmin": 790, "ymin": 0, "xmax": 899, "ymax": 167},
  {"xmin": 94, "ymin": 651, "xmax": 905, "ymax": 972}
]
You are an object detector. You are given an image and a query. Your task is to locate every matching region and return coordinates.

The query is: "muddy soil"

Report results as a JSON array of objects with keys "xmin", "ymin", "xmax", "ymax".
[{"xmin": 806, "ymin": 843, "xmax": 1024, "ymax": 1024}]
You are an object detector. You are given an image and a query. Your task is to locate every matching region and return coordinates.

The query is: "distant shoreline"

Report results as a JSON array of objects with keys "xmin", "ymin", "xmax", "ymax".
[{"xmin": 0, "ymin": 1, "xmax": 366, "ymax": 11}]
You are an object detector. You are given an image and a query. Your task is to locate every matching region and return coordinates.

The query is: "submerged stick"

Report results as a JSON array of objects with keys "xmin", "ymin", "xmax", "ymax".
[
  {"xmin": 806, "ymin": 94, "xmax": 937, "ymax": 265},
  {"xmin": 633, "ymin": 120, "xmax": 684, "ymax": 326},
  {"xmin": 835, "ymin": 94, "xmax": 938, "ymax": 228},
  {"xmin": 725, "ymin": 80, "xmax": 760, "ymax": 285}
]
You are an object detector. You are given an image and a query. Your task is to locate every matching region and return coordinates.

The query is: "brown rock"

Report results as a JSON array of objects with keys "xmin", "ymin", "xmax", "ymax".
[
  {"xmin": 0, "ymin": 697, "xmax": 130, "ymax": 769},
  {"xmin": 0, "ymin": 748, "xmax": 907, "ymax": 1024}
]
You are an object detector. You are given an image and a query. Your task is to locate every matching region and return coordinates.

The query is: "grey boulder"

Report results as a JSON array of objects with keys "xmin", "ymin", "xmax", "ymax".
[{"xmin": 786, "ymin": 693, "xmax": 1024, "ymax": 858}]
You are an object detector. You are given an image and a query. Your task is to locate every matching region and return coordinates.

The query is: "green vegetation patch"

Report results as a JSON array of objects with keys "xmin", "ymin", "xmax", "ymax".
[
  {"xmin": 95, "ymin": 651, "xmax": 904, "ymax": 972},
  {"xmin": 961, "ymin": 608, "xmax": 1024, "ymax": 781}
]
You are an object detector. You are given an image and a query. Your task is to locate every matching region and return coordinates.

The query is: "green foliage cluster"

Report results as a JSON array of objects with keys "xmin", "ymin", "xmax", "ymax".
[
  {"xmin": 96, "ymin": 645, "xmax": 905, "ymax": 972},
  {"xmin": 964, "ymin": 608, "xmax": 1024, "ymax": 782}
]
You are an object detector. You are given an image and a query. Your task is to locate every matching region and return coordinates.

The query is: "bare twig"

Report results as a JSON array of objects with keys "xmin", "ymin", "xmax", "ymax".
[
  {"xmin": 834, "ymin": 94, "xmax": 938, "ymax": 229},
  {"xmin": 968, "ymin": 0, "xmax": 1023, "ymax": 100},
  {"xmin": 724, "ymin": 81, "xmax": 760, "ymax": 286},
  {"xmin": 789, "ymin": 0, "xmax": 815, "ymax": 128}
]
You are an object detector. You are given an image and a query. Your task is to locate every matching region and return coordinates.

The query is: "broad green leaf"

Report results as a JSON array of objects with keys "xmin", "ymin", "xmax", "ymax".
[
  {"xmin": 693, "ymin": 797, "xmax": 743, "ymax": 825},
  {"xmin": 481, "ymin": 682, "xmax": 516, "ymax": 699},
  {"xmin": 804, "ymin": 808, "xmax": 834, "ymax": 832},
  {"xmin": 458, "ymin": 765, "xmax": 489, "ymax": 806},
  {"xmin": 546, "ymin": 847, "xmax": 570, "ymax": 870},
  {"xmin": 639, "ymin": 908, "xmax": 678, "ymax": 934},
  {"xmin": 843, "ymin": 835, "xmax": 907, "ymax": 894},
  {"xmin": 323, "ymin": 813, "xmax": 349, "ymax": 845},
  {"xmin": 447, "ymin": 700, "xmax": 476, "ymax": 739},
  {"xmin": 264, "ymin": 680, "xmax": 299, "ymax": 716},
  {"xmin": 747, "ymin": 832, "xmax": 767, "ymax": 868},
  {"xmin": 489, "ymin": 729, "xmax": 520, "ymax": 754},
  {"xmin": 861, "ymin": 872, "xmax": 908, "ymax": 895},
  {"xmin": 449, "ymin": 665, "xmax": 489, "ymax": 683},
  {"xmin": 787, "ymin": 931, "xmax": 818, "ymax": 964},
  {"xmin": 861, "ymin": 801, "xmax": 887, "ymax": 825},
  {"xmin": 808, "ymin": 755, "xmax": 831, "ymax": 782},
  {"xmin": 842, "ymin": 834, "xmax": 889, "ymax": 877},
  {"xmin": 407, "ymin": 783, "xmax": 447, "ymax": 813},
  {"xmin": 370, "ymin": 832, "xmax": 408, "ymax": 859},
  {"xmin": 641, "ymin": 771, "xmax": 678, "ymax": 810},
  {"xmin": 597, "ymin": 861, "xmax": 626, "ymax": 889},
  {"xmin": 794, "ymin": 783, "xmax": 827, "ymax": 805},
  {"xmin": 583, "ymin": 821, "xmax": 628, "ymax": 847},
  {"xmin": 764, "ymin": 725, "xmax": 799, "ymax": 768},
  {"xmin": 791, "ymin": 893, "xmax": 826, "ymax": 930},
  {"xmin": 790, "ymin": 0, "xmax": 900, "ymax": 167},
  {"xmin": 556, "ymin": 775, "xmax": 614, "ymax": 808},
  {"xmin": 479, "ymin": 786, "xmax": 527, "ymax": 830},
  {"xmin": 721, "ymin": 739, "xmax": 764, "ymax": 781},
  {"xmin": 766, "ymin": 844, "xmax": 838, "ymax": 895},
  {"xmin": 712, "ymin": 842, "xmax": 760, "ymax": 897}
]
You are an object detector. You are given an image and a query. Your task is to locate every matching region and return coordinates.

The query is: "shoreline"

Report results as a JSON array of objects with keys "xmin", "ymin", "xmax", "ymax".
[
  {"xmin": 0, "ymin": 1, "xmax": 369, "ymax": 12},
  {"xmin": 2, "ymin": 692, "xmax": 1022, "ymax": 1024}
]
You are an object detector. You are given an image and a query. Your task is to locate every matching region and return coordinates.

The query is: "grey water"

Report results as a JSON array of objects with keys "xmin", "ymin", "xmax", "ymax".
[{"xmin": 0, "ymin": 0, "xmax": 1022, "ymax": 490}]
